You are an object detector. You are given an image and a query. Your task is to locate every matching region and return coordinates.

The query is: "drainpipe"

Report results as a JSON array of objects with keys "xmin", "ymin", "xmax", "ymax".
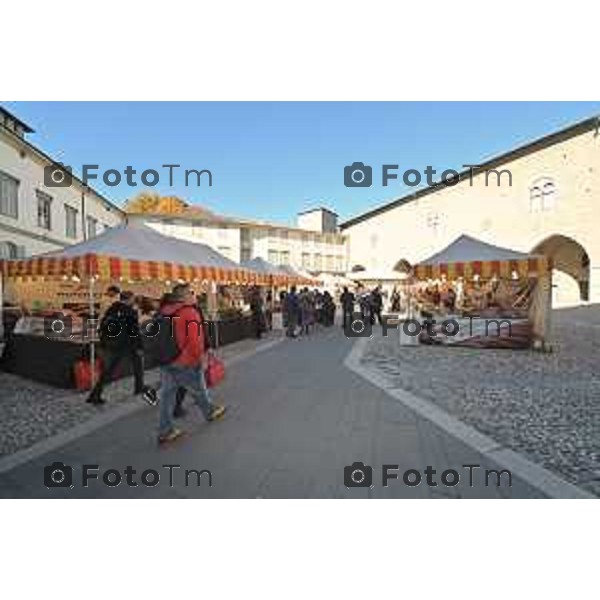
[{"xmin": 81, "ymin": 188, "xmax": 87, "ymax": 240}]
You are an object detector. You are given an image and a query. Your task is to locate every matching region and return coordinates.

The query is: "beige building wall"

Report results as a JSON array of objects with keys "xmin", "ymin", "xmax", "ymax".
[
  {"xmin": 342, "ymin": 125, "xmax": 600, "ymax": 307},
  {"xmin": 142, "ymin": 216, "xmax": 242, "ymax": 263},
  {"xmin": 137, "ymin": 215, "xmax": 348, "ymax": 273}
]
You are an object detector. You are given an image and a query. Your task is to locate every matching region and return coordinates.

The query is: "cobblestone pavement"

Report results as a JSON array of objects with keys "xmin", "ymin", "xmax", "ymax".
[
  {"xmin": 0, "ymin": 333, "xmax": 281, "ymax": 458},
  {"xmin": 0, "ymin": 325, "xmax": 544, "ymax": 498},
  {"xmin": 362, "ymin": 306, "xmax": 600, "ymax": 496}
]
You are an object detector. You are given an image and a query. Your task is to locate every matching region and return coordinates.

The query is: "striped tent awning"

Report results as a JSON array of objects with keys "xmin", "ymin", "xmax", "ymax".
[
  {"xmin": 0, "ymin": 222, "xmax": 267, "ymax": 284},
  {"xmin": 241, "ymin": 257, "xmax": 300, "ymax": 286},
  {"xmin": 0, "ymin": 253, "xmax": 268, "ymax": 285},
  {"xmin": 414, "ymin": 235, "xmax": 551, "ymax": 280}
]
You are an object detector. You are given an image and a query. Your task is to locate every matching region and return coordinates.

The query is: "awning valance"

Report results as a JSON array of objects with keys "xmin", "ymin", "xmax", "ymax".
[
  {"xmin": 0, "ymin": 222, "xmax": 266, "ymax": 284},
  {"xmin": 0, "ymin": 253, "xmax": 265, "ymax": 284},
  {"xmin": 414, "ymin": 235, "xmax": 551, "ymax": 280}
]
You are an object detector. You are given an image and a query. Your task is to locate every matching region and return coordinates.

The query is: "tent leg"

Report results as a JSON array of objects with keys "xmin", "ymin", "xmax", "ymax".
[
  {"xmin": 0, "ymin": 271, "xmax": 4, "ymax": 342},
  {"xmin": 208, "ymin": 280, "xmax": 219, "ymax": 349},
  {"xmin": 89, "ymin": 276, "xmax": 96, "ymax": 387}
]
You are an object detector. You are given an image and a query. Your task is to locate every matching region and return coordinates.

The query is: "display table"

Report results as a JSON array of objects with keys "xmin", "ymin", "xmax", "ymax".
[
  {"xmin": 212, "ymin": 315, "xmax": 255, "ymax": 346},
  {"xmin": 0, "ymin": 334, "xmax": 163, "ymax": 388},
  {"xmin": 0, "ymin": 316, "xmax": 257, "ymax": 389},
  {"xmin": 1, "ymin": 335, "xmax": 95, "ymax": 388}
]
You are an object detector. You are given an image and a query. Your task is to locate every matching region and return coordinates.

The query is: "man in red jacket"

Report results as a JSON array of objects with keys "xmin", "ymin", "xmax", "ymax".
[{"xmin": 157, "ymin": 283, "xmax": 226, "ymax": 444}]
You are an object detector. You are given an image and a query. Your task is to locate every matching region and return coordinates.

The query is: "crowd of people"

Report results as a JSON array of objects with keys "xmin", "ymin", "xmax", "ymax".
[
  {"xmin": 339, "ymin": 285, "xmax": 384, "ymax": 328},
  {"xmin": 85, "ymin": 280, "xmax": 395, "ymax": 445},
  {"xmin": 280, "ymin": 287, "xmax": 336, "ymax": 337}
]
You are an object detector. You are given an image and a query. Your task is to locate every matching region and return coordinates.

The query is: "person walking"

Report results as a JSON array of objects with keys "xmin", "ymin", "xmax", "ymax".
[
  {"xmin": 370, "ymin": 286, "xmax": 384, "ymax": 325},
  {"xmin": 87, "ymin": 290, "xmax": 144, "ymax": 406},
  {"xmin": 340, "ymin": 286, "xmax": 355, "ymax": 330},
  {"xmin": 249, "ymin": 286, "xmax": 265, "ymax": 339},
  {"xmin": 284, "ymin": 286, "xmax": 300, "ymax": 338},
  {"xmin": 141, "ymin": 291, "xmax": 207, "ymax": 419},
  {"xmin": 156, "ymin": 283, "xmax": 226, "ymax": 445},
  {"xmin": 390, "ymin": 287, "xmax": 401, "ymax": 313},
  {"xmin": 323, "ymin": 291, "xmax": 335, "ymax": 326},
  {"xmin": 299, "ymin": 288, "xmax": 313, "ymax": 336},
  {"xmin": 314, "ymin": 290, "xmax": 324, "ymax": 326},
  {"xmin": 265, "ymin": 290, "xmax": 273, "ymax": 330}
]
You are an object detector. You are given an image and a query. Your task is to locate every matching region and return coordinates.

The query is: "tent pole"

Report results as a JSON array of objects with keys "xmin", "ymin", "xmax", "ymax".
[
  {"xmin": 89, "ymin": 275, "xmax": 96, "ymax": 387},
  {"xmin": 271, "ymin": 277, "xmax": 275, "ymax": 330},
  {"xmin": 544, "ymin": 269, "xmax": 553, "ymax": 351},
  {"xmin": 0, "ymin": 270, "xmax": 4, "ymax": 342},
  {"xmin": 208, "ymin": 280, "xmax": 219, "ymax": 350}
]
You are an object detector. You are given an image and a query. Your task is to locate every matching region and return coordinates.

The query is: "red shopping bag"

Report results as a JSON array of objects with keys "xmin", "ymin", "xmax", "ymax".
[
  {"xmin": 74, "ymin": 358, "xmax": 102, "ymax": 391},
  {"xmin": 205, "ymin": 352, "xmax": 225, "ymax": 388}
]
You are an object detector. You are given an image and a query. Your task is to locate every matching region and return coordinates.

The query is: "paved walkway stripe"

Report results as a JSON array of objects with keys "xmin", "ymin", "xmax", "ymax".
[
  {"xmin": 344, "ymin": 336, "xmax": 595, "ymax": 499},
  {"xmin": 0, "ymin": 336, "xmax": 284, "ymax": 476}
]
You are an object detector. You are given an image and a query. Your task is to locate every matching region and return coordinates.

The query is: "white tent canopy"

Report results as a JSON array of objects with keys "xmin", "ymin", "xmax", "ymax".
[
  {"xmin": 43, "ymin": 220, "xmax": 241, "ymax": 270},
  {"xmin": 419, "ymin": 234, "xmax": 535, "ymax": 266},
  {"xmin": 241, "ymin": 257, "xmax": 286, "ymax": 276},
  {"xmin": 347, "ymin": 269, "xmax": 408, "ymax": 281},
  {"xmin": 316, "ymin": 272, "xmax": 354, "ymax": 287},
  {"xmin": 277, "ymin": 264, "xmax": 302, "ymax": 277}
]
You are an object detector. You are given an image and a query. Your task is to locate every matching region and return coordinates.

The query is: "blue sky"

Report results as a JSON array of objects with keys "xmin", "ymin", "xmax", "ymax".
[{"xmin": 6, "ymin": 101, "xmax": 600, "ymax": 225}]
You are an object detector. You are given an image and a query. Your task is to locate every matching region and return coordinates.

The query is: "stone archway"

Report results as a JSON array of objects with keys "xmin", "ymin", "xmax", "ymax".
[
  {"xmin": 531, "ymin": 235, "xmax": 590, "ymax": 307},
  {"xmin": 393, "ymin": 258, "xmax": 413, "ymax": 274}
]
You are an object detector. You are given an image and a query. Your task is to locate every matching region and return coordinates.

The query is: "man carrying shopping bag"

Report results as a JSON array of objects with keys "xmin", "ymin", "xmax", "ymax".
[{"xmin": 156, "ymin": 283, "xmax": 226, "ymax": 445}]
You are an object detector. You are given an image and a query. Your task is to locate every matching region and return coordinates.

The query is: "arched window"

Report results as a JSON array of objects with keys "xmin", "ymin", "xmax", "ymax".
[
  {"xmin": 542, "ymin": 180, "xmax": 556, "ymax": 209},
  {"xmin": 530, "ymin": 177, "xmax": 556, "ymax": 212},
  {"xmin": 529, "ymin": 186, "xmax": 542, "ymax": 212}
]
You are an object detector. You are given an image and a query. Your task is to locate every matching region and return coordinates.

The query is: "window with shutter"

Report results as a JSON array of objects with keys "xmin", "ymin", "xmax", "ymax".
[
  {"xmin": 65, "ymin": 205, "xmax": 78, "ymax": 238},
  {"xmin": 36, "ymin": 190, "xmax": 53, "ymax": 230},
  {"xmin": 0, "ymin": 170, "xmax": 19, "ymax": 218}
]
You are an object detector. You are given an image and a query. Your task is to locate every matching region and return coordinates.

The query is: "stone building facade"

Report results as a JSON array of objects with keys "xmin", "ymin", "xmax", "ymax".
[{"xmin": 341, "ymin": 117, "xmax": 600, "ymax": 307}]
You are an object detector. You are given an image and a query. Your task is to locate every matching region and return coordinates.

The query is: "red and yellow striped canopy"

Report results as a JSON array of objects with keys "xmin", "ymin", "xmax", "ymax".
[
  {"xmin": 0, "ymin": 253, "xmax": 270, "ymax": 285},
  {"xmin": 414, "ymin": 256, "xmax": 550, "ymax": 280},
  {"xmin": 0, "ymin": 254, "xmax": 319, "ymax": 287}
]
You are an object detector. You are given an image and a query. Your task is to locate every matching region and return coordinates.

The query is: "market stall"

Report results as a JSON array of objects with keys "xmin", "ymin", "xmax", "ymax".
[
  {"xmin": 240, "ymin": 257, "xmax": 317, "ymax": 331},
  {"xmin": 315, "ymin": 272, "xmax": 354, "ymax": 293},
  {"xmin": 410, "ymin": 235, "xmax": 552, "ymax": 350},
  {"xmin": 276, "ymin": 264, "xmax": 319, "ymax": 287},
  {"xmin": 0, "ymin": 221, "xmax": 266, "ymax": 388},
  {"xmin": 241, "ymin": 257, "xmax": 292, "ymax": 287},
  {"xmin": 347, "ymin": 268, "xmax": 409, "ymax": 312}
]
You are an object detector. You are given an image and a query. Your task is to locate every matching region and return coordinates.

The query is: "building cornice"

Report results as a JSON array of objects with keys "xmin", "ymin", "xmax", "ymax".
[
  {"xmin": 129, "ymin": 212, "xmax": 346, "ymax": 240},
  {"xmin": 340, "ymin": 115, "xmax": 600, "ymax": 230},
  {"xmin": 0, "ymin": 122, "xmax": 124, "ymax": 216},
  {"xmin": 0, "ymin": 219, "xmax": 69, "ymax": 248}
]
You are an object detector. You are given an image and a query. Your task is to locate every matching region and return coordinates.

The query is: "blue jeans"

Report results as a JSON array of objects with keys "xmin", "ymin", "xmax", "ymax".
[{"xmin": 158, "ymin": 364, "xmax": 213, "ymax": 435}]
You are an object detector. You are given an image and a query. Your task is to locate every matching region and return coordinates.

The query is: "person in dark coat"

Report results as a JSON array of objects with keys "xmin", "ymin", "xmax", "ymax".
[
  {"xmin": 370, "ymin": 286, "xmax": 384, "ymax": 325},
  {"xmin": 87, "ymin": 290, "xmax": 144, "ymax": 405},
  {"xmin": 323, "ymin": 291, "xmax": 335, "ymax": 326},
  {"xmin": 340, "ymin": 287, "xmax": 355, "ymax": 330},
  {"xmin": 249, "ymin": 286, "xmax": 265, "ymax": 339},
  {"xmin": 284, "ymin": 286, "xmax": 300, "ymax": 337}
]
